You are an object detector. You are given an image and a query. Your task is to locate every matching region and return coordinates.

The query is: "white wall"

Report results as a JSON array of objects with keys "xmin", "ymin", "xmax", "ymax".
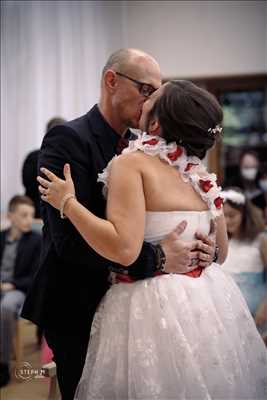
[{"xmin": 122, "ymin": 0, "xmax": 267, "ymax": 78}]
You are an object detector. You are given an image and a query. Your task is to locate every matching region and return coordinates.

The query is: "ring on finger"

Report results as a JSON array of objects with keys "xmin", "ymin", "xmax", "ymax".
[{"xmin": 190, "ymin": 258, "xmax": 198, "ymax": 266}]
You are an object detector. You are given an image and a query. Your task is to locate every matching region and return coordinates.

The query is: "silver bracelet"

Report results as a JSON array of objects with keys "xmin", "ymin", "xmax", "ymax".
[
  {"xmin": 213, "ymin": 245, "xmax": 220, "ymax": 263},
  {"xmin": 60, "ymin": 193, "xmax": 76, "ymax": 219}
]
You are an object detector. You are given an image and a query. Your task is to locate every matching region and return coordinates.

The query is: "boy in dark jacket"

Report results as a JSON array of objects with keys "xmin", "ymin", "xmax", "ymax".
[{"xmin": 0, "ymin": 195, "xmax": 41, "ymax": 387}]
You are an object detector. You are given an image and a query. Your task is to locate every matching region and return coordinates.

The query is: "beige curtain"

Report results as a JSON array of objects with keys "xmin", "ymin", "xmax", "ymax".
[{"xmin": 1, "ymin": 0, "xmax": 124, "ymax": 213}]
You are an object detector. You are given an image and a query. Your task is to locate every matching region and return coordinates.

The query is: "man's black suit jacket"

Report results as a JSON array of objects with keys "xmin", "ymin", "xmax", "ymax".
[
  {"xmin": 0, "ymin": 229, "xmax": 41, "ymax": 294},
  {"xmin": 22, "ymin": 149, "xmax": 41, "ymax": 218},
  {"xmin": 21, "ymin": 105, "xmax": 157, "ymax": 333}
]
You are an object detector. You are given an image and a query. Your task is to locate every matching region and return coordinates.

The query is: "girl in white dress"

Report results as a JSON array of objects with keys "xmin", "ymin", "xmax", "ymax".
[
  {"xmin": 222, "ymin": 187, "xmax": 267, "ymax": 334},
  {"xmin": 38, "ymin": 80, "xmax": 267, "ymax": 399}
]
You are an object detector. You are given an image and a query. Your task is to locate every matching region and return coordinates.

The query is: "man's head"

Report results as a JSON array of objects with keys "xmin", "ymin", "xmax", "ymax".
[
  {"xmin": 100, "ymin": 48, "xmax": 161, "ymax": 134},
  {"xmin": 8, "ymin": 195, "xmax": 35, "ymax": 234},
  {"xmin": 140, "ymin": 80, "xmax": 223, "ymax": 160}
]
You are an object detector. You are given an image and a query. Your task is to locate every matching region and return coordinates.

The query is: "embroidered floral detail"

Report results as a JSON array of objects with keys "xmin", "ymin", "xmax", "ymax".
[
  {"xmin": 143, "ymin": 138, "xmax": 159, "ymax": 146},
  {"xmin": 167, "ymin": 146, "xmax": 183, "ymax": 161},
  {"xmin": 97, "ymin": 132, "xmax": 223, "ymax": 217},
  {"xmin": 97, "ymin": 155, "xmax": 118, "ymax": 198},
  {"xmin": 214, "ymin": 197, "xmax": 224, "ymax": 209},
  {"xmin": 185, "ymin": 162, "xmax": 199, "ymax": 172},
  {"xmin": 199, "ymin": 179, "xmax": 213, "ymax": 193}
]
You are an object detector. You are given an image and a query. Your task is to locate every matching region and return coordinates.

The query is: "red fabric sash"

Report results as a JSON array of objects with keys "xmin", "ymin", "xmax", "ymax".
[{"xmin": 115, "ymin": 266, "xmax": 203, "ymax": 284}]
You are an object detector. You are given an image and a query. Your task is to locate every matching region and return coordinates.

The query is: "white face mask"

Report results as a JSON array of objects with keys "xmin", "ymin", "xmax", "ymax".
[
  {"xmin": 259, "ymin": 180, "xmax": 267, "ymax": 192},
  {"xmin": 241, "ymin": 167, "xmax": 258, "ymax": 181}
]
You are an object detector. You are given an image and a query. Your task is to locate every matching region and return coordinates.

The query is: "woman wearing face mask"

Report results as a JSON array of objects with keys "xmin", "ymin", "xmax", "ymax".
[
  {"xmin": 222, "ymin": 187, "xmax": 267, "ymax": 336},
  {"xmin": 224, "ymin": 150, "xmax": 266, "ymax": 213}
]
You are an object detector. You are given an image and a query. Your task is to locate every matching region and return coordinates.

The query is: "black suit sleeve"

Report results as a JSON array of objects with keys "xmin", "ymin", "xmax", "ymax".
[
  {"xmin": 126, "ymin": 242, "xmax": 158, "ymax": 279},
  {"xmin": 14, "ymin": 234, "xmax": 42, "ymax": 293},
  {"xmin": 39, "ymin": 125, "xmax": 158, "ymax": 277},
  {"xmin": 38, "ymin": 126, "xmax": 112, "ymax": 271}
]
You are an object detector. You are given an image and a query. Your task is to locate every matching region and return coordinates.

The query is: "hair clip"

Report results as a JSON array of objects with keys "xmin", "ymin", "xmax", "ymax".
[{"xmin": 208, "ymin": 125, "xmax": 223, "ymax": 135}]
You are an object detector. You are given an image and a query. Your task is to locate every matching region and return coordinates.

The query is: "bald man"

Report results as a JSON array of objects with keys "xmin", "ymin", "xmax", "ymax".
[{"xmin": 22, "ymin": 48, "xmax": 215, "ymax": 399}]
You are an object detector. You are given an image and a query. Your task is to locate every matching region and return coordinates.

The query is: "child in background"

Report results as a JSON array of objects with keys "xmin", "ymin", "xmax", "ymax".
[
  {"xmin": 222, "ymin": 187, "xmax": 267, "ymax": 335},
  {"xmin": 0, "ymin": 195, "xmax": 42, "ymax": 387}
]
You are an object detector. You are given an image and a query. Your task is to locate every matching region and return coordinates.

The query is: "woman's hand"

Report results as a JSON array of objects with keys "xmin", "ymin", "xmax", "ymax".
[{"xmin": 37, "ymin": 163, "xmax": 75, "ymax": 210}]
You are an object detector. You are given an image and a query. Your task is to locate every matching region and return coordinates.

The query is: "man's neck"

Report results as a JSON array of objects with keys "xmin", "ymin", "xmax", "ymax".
[{"xmin": 98, "ymin": 102, "xmax": 126, "ymax": 137}]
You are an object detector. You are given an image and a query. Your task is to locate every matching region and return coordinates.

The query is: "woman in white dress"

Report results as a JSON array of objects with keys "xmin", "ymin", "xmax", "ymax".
[
  {"xmin": 38, "ymin": 80, "xmax": 267, "ymax": 399},
  {"xmin": 222, "ymin": 187, "xmax": 267, "ymax": 334}
]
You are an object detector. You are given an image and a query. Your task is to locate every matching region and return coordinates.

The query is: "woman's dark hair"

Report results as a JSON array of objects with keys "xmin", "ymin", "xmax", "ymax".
[
  {"xmin": 223, "ymin": 186, "xmax": 265, "ymax": 241},
  {"xmin": 149, "ymin": 80, "xmax": 223, "ymax": 159}
]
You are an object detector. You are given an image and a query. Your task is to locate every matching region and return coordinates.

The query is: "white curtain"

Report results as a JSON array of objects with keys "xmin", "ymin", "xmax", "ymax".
[{"xmin": 1, "ymin": 0, "xmax": 124, "ymax": 213}]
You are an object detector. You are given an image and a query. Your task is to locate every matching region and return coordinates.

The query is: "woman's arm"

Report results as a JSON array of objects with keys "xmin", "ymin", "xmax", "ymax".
[
  {"xmin": 215, "ymin": 213, "xmax": 228, "ymax": 264},
  {"xmin": 40, "ymin": 155, "xmax": 146, "ymax": 266}
]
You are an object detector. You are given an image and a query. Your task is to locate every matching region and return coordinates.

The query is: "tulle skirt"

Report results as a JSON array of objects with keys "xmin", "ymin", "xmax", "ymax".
[{"xmin": 75, "ymin": 264, "xmax": 267, "ymax": 400}]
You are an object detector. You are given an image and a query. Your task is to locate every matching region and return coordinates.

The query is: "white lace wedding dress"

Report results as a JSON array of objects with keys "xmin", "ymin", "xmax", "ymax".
[{"xmin": 74, "ymin": 134, "xmax": 267, "ymax": 400}]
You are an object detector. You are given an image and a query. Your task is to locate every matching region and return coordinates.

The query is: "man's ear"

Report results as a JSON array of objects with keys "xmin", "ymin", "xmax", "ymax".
[
  {"xmin": 103, "ymin": 70, "xmax": 117, "ymax": 92},
  {"xmin": 148, "ymin": 119, "xmax": 161, "ymax": 135}
]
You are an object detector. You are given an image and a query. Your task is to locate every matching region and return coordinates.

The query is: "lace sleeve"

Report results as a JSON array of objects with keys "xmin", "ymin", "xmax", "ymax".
[
  {"xmin": 97, "ymin": 156, "xmax": 118, "ymax": 198},
  {"xmin": 97, "ymin": 133, "xmax": 142, "ymax": 197},
  {"xmin": 97, "ymin": 132, "xmax": 224, "ymax": 217}
]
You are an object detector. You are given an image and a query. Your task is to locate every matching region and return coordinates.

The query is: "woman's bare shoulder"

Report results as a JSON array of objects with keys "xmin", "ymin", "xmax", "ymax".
[{"xmin": 113, "ymin": 150, "xmax": 152, "ymax": 169}]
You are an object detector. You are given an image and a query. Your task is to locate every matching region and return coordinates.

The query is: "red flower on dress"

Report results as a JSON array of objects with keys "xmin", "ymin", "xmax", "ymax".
[
  {"xmin": 185, "ymin": 162, "xmax": 198, "ymax": 172},
  {"xmin": 167, "ymin": 146, "xmax": 183, "ymax": 161},
  {"xmin": 199, "ymin": 179, "xmax": 213, "ymax": 193},
  {"xmin": 214, "ymin": 197, "xmax": 223, "ymax": 209},
  {"xmin": 143, "ymin": 138, "xmax": 159, "ymax": 146}
]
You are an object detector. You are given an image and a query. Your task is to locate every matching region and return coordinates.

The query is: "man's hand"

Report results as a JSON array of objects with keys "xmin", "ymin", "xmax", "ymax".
[
  {"xmin": 194, "ymin": 219, "xmax": 217, "ymax": 268},
  {"xmin": 1, "ymin": 282, "xmax": 15, "ymax": 291},
  {"xmin": 160, "ymin": 221, "xmax": 204, "ymax": 274},
  {"xmin": 160, "ymin": 219, "xmax": 217, "ymax": 274}
]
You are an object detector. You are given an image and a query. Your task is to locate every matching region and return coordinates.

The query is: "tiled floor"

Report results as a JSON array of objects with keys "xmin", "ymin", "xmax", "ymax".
[{"xmin": 1, "ymin": 319, "xmax": 51, "ymax": 400}]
